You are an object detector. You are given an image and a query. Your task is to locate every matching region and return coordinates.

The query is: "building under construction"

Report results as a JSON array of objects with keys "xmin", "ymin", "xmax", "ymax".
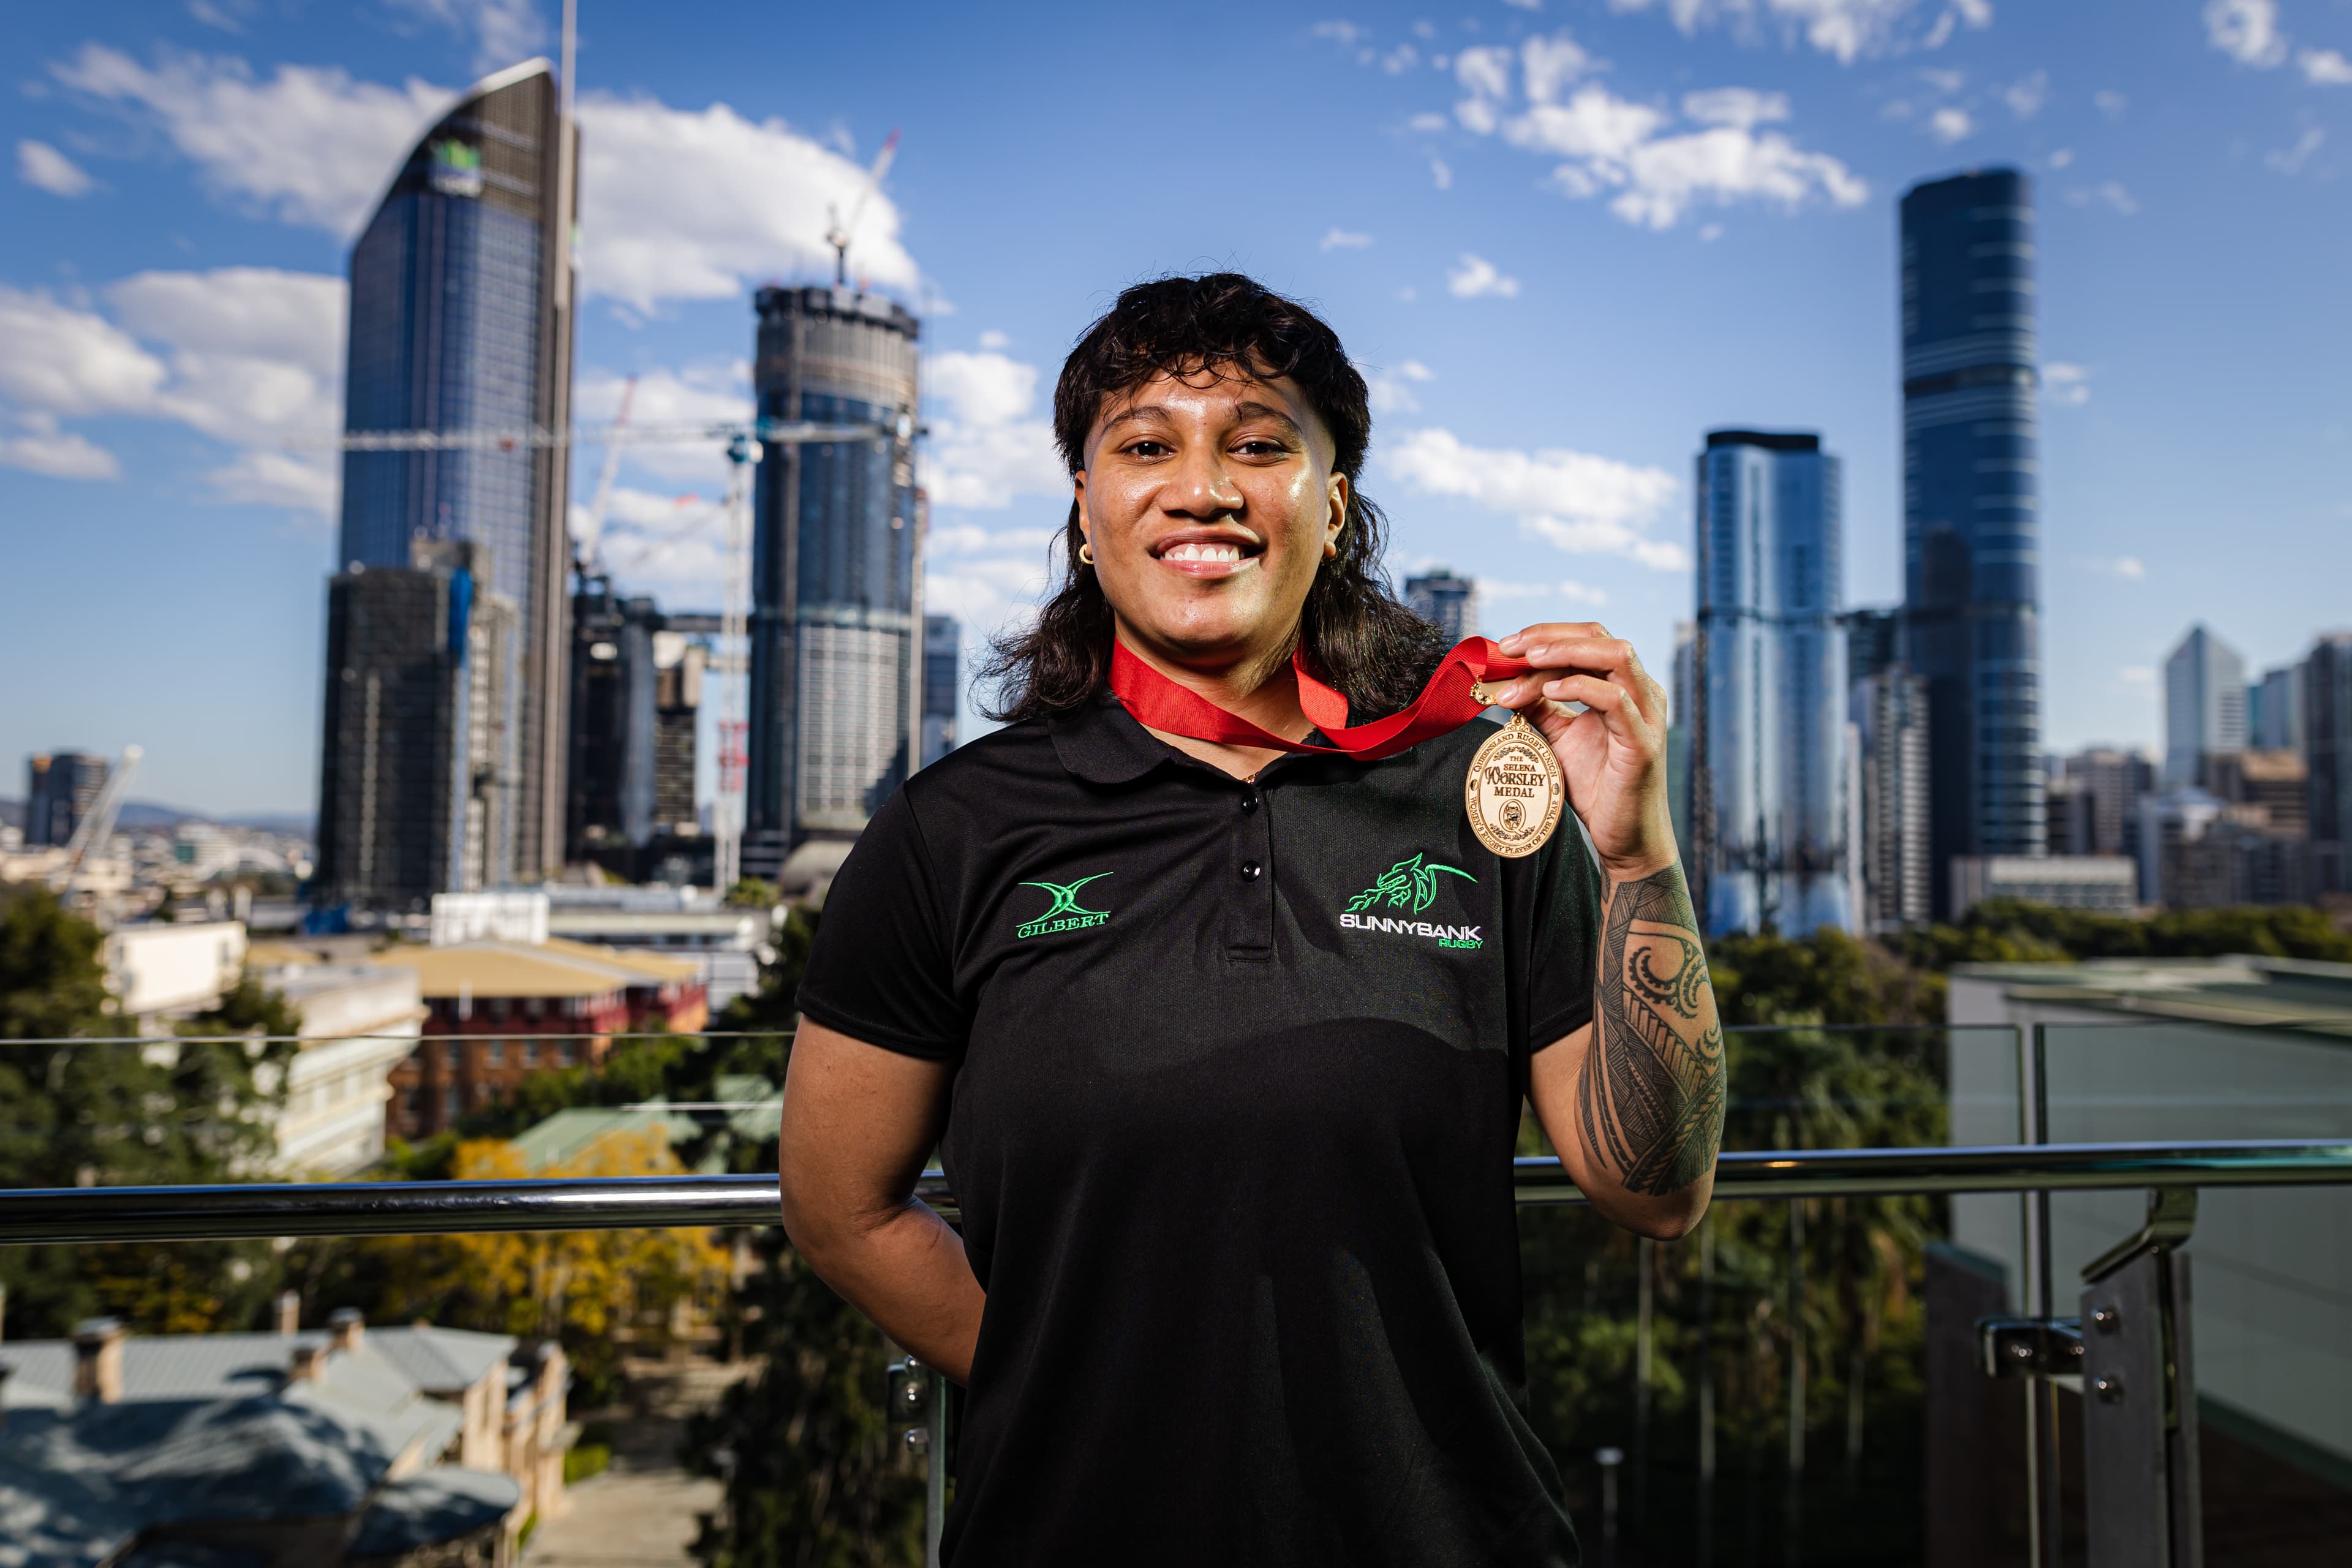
[
  {"xmin": 742, "ymin": 285, "xmax": 922, "ymax": 883},
  {"xmin": 314, "ymin": 540, "xmax": 519, "ymax": 912},
  {"xmin": 568, "ymin": 573, "xmax": 706, "ymax": 882}
]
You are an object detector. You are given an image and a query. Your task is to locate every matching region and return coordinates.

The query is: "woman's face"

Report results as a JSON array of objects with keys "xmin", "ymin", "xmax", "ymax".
[{"xmin": 1076, "ymin": 368, "xmax": 1347, "ymax": 670}]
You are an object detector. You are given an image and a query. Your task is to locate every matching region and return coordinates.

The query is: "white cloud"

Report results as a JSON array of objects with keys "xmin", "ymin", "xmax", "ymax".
[
  {"xmin": 1447, "ymin": 253, "xmax": 1521, "ymax": 298},
  {"xmin": 1480, "ymin": 576, "xmax": 1608, "ymax": 608},
  {"xmin": 48, "ymin": 47, "xmax": 924, "ymax": 311},
  {"xmin": 575, "ymin": 363, "xmax": 754, "ymax": 488},
  {"xmin": 50, "ymin": 45, "xmax": 453, "ymax": 237},
  {"xmin": 0, "ymin": 414, "xmax": 121, "ymax": 480},
  {"xmin": 2049, "ymin": 147, "xmax": 2075, "ymax": 168},
  {"xmin": 1455, "ymin": 45, "xmax": 1515, "ymax": 102},
  {"xmin": 0, "ymin": 285, "xmax": 168, "ymax": 417},
  {"xmin": 576, "ymin": 92, "xmax": 918, "ymax": 312},
  {"xmin": 1523, "ymin": 34, "xmax": 1594, "ymax": 103},
  {"xmin": 2205, "ymin": 0, "xmax": 2287, "ymax": 67},
  {"xmin": 2004, "ymin": 69, "xmax": 2049, "ymax": 118},
  {"xmin": 1504, "ymin": 0, "xmax": 1544, "ymax": 10},
  {"xmin": 1365, "ymin": 358, "xmax": 1434, "ymax": 413},
  {"xmin": 1408, "ymin": 111, "xmax": 1451, "ymax": 132},
  {"xmin": 1605, "ymin": 0, "xmax": 1985, "ymax": 65},
  {"xmin": 1681, "ymin": 88, "xmax": 1791, "ymax": 129},
  {"xmin": 385, "ymin": 0, "xmax": 548, "ymax": 74},
  {"xmin": 2266, "ymin": 124, "xmax": 2325, "ymax": 173},
  {"xmin": 1381, "ymin": 427, "xmax": 1685, "ymax": 570},
  {"xmin": 2042, "ymin": 361, "xmax": 2092, "ymax": 405},
  {"xmin": 978, "ymin": 330, "xmax": 1011, "ymax": 350},
  {"xmin": 17, "ymin": 139, "xmax": 94, "ymax": 197},
  {"xmin": 1312, "ymin": 20, "xmax": 1366, "ymax": 48},
  {"xmin": 1928, "ymin": 106, "xmax": 1973, "ymax": 143},
  {"xmin": 922, "ymin": 350, "xmax": 1066, "ymax": 510},
  {"xmin": 0, "ymin": 269, "xmax": 346, "ymax": 507},
  {"xmin": 2301, "ymin": 48, "xmax": 2352, "ymax": 85},
  {"xmin": 2094, "ymin": 556, "xmax": 2146, "ymax": 580},
  {"xmin": 1459, "ymin": 63, "xmax": 1864, "ymax": 230},
  {"xmin": 2119, "ymin": 665, "xmax": 2155, "ymax": 685},
  {"xmin": 1383, "ymin": 44, "xmax": 1422, "ymax": 74},
  {"xmin": 1321, "ymin": 227, "xmax": 1374, "ymax": 250},
  {"xmin": 1430, "ymin": 157, "xmax": 1453, "ymax": 189},
  {"xmin": 2094, "ymin": 89, "xmax": 2128, "ymax": 119}
]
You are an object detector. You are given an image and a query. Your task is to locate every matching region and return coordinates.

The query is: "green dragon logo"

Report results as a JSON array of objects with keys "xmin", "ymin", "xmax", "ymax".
[
  {"xmin": 1341, "ymin": 854, "xmax": 1482, "ymax": 949},
  {"xmin": 1015, "ymin": 872, "xmax": 1114, "ymax": 940},
  {"xmin": 1345, "ymin": 853, "xmax": 1475, "ymax": 914}
]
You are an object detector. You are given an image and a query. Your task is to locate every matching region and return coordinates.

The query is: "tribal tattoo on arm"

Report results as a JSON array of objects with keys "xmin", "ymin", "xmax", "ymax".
[{"xmin": 1577, "ymin": 862, "xmax": 1726, "ymax": 1197}]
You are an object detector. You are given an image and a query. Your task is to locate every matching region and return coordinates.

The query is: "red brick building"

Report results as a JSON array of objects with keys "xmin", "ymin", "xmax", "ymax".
[{"xmin": 378, "ymin": 938, "xmax": 708, "ymax": 1140}]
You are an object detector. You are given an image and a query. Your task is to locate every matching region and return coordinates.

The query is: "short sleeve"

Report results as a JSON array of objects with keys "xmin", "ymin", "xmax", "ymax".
[
  {"xmin": 794, "ymin": 786, "xmax": 968, "ymax": 1060},
  {"xmin": 1523, "ymin": 820, "xmax": 1605, "ymax": 1052}
]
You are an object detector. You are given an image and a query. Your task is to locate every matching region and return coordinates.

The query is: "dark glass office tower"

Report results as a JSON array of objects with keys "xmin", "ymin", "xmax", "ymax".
[
  {"xmin": 742, "ymin": 286, "xmax": 921, "ymax": 880},
  {"xmin": 1900, "ymin": 168, "xmax": 2046, "ymax": 914},
  {"xmin": 331, "ymin": 59, "xmax": 577, "ymax": 889}
]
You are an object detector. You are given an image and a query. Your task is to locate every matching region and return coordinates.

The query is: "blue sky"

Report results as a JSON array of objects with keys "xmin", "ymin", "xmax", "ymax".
[{"xmin": 2, "ymin": 0, "xmax": 2346, "ymax": 816}]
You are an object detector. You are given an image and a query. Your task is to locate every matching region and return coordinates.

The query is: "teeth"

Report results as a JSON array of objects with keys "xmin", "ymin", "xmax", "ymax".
[{"xmin": 1163, "ymin": 541, "xmax": 1243, "ymax": 563}]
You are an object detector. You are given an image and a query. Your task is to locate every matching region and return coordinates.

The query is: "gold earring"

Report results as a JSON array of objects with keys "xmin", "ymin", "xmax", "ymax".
[{"xmin": 1078, "ymin": 540, "xmax": 1096, "ymax": 566}]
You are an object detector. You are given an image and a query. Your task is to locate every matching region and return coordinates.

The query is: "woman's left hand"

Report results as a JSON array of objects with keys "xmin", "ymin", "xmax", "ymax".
[{"xmin": 1489, "ymin": 622, "xmax": 1678, "ymax": 880}]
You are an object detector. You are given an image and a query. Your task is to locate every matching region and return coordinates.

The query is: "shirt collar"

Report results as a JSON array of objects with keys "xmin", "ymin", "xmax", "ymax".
[
  {"xmin": 1047, "ymin": 688, "xmax": 1338, "ymax": 786},
  {"xmin": 1047, "ymin": 690, "xmax": 1176, "ymax": 785}
]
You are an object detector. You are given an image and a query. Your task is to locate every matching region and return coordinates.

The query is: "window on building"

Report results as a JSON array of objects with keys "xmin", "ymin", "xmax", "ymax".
[
  {"xmin": 557, "ymin": 1041, "xmax": 578, "ymax": 1066},
  {"xmin": 525, "ymin": 997, "xmax": 543, "ymax": 1019},
  {"xmin": 522, "ymin": 1039, "xmax": 538, "ymax": 1066},
  {"xmin": 442, "ymin": 1087, "xmax": 460, "ymax": 1122},
  {"xmin": 488, "ymin": 997, "xmax": 510, "ymax": 1020}
]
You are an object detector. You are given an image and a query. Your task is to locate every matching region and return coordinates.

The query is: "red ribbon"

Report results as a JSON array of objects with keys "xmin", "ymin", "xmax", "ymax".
[{"xmin": 1109, "ymin": 637, "xmax": 1534, "ymax": 761}]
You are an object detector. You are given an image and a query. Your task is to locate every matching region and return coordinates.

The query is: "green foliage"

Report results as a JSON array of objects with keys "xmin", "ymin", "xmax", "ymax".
[
  {"xmin": 1706, "ymin": 926, "xmax": 1948, "ymax": 1030},
  {"xmin": 565, "ymin": 1442, "xmax": 612, "ymax": 1485},
  {"xmin": 720, "ymin": 904, "xmax": 818, "ymax": 1035},
  {"xmin": 726, "ymin": 878, "xmax": 781, "ymax": 909},
  {"xmin": 686, "ymin": 1232, "xmax": 924, "ymax": 1568},
  {"xmin": 0, "ymin": 889, "xmax": 293, "ymax": 1336},
  {"xmin": 177, "ymin": 973, "xmax": 304, "ymax": 1039}
]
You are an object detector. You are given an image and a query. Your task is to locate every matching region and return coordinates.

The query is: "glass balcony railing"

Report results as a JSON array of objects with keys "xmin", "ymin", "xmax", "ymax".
[{"xmin": 2, "ymin": 1024, "xmax": 2348, "ymax": 1567}]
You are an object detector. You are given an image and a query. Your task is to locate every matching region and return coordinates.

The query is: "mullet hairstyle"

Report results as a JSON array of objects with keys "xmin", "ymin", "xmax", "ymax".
[{"xmin": 979, "ymin": 272, "xmax": 1450, "ymax": 724}]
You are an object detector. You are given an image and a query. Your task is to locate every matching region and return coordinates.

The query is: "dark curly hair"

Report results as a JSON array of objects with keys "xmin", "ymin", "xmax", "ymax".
[{"xmin": 978, "ymin": 272, "xmax": 1447, "ymax": 724}]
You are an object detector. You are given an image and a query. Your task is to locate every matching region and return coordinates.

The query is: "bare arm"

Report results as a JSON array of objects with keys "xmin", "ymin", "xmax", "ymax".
[
  {"xmin": 1528, "ymin": 860, "xmax": 1724, "ymax": 1238},
  {"xmin": 777, "ymin": 1019, "xmax": 985, "ymax": 1383}
]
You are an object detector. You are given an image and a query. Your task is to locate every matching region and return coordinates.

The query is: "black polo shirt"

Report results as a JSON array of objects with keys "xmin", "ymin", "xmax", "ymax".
[{"xmin": 797, "ymin": 688, "xmax": 1604, "ymax": 1566}]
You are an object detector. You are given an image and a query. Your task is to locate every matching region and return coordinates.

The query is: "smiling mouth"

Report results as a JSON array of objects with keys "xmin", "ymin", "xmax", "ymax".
[{"xmin": 1150, "ymin": 536, "xmax": 1264, "ymax": 576}]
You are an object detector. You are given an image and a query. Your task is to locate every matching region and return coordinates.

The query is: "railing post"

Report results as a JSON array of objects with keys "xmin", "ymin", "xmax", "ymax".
[
  {"xmin": 888, "ymin": 1356, "xmax": 949, "ymax": 1568},
  {"xmin": 2079, "ymin": 1189, "xmax": 2201, "ymax": 1568},
  {"xmin": 2018, "ymin": 1022, "xmax": 2062, "ymax": 1568}
]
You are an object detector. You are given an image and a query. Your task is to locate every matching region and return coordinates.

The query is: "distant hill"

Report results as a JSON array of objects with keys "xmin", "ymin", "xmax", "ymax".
[{"xmin": 0, "ymin": 797, "xmax": 310, "ymax": 837}]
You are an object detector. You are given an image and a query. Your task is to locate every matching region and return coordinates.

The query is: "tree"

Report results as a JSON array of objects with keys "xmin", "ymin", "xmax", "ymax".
[
  {"xmin": 0, "ymin": 888, "xmax": 295, "ymax": 1336},
  {"xmin": 686, "ymin": 1230, "xmax": 925, "ymax": 1568}
]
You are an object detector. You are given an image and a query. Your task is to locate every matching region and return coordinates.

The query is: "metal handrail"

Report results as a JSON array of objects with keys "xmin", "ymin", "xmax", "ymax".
[{"xmin": 0, "ymin": 1139, "xmax": 2346, "ymax": 1245}]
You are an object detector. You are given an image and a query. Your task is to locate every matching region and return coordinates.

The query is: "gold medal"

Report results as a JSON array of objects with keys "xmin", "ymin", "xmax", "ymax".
[{"xmin": 1464, "ymin": 686, "xmax": 1564, "ymax": 858}]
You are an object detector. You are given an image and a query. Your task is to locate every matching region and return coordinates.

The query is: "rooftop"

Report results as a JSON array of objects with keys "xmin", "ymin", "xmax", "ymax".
[
  {"xmin": 1952, "ymin": 955, "xmax": 2352, "ymax": 1038},
  {"xmin": 372, "ymin": 937, "xmax": 699, "ymax": 1000}
]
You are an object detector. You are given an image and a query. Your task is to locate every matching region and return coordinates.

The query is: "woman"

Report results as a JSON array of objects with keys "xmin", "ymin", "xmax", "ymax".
[{"xmin": 780, "ymin": 274, "xmax": 1724, "ymax": 1564}]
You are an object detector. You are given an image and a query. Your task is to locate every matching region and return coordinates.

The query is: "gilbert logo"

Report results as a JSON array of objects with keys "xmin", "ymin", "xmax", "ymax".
[
  {"xmin": 1339, "ymin": 854, "xmax": 1482, "ymax": 950},
  {"xmin": 1015, "ymin": 873, "xmax": 1113, "ymax": 940}
]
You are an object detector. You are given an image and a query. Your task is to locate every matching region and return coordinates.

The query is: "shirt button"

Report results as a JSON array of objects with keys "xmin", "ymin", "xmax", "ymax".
[
  {"xmin": 1239, "ymin": 791, "xmax": 1259, "ymax": 813},
  {"xmin": 1239, "ymin": 861, "xmax": 1262, "ymax": 882}
]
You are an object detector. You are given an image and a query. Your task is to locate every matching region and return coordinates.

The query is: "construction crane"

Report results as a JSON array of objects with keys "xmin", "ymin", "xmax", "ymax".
[
  {"xmin": 826, "ymin": 129, "xmax": 900, "ymax": 288},
  {"xmin": 573, "ymin": 374, "xmax": 636, "ymax": 574},
  {"xmin": 50, "ymin": 744, "xmax": 142, "ymax": 895}
]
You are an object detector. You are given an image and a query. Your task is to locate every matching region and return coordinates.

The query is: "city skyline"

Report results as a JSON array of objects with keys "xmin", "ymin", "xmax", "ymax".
[{"xmin": 2, "ymin": 0, "xmax": 2348, "ymax": 814}]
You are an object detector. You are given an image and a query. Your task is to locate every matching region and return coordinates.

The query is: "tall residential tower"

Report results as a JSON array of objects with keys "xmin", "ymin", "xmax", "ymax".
[
  {"xmin": 319, "ymin": 59, "xmax": 576, "ymax": 905},
  {"xmin": 1692, "ymin": 430, "xmax": 1852, "ymax": 937},
  {"xmin": 742, "ymin": 287, "xmax": 922, "ymax": 881},
  {"xmin": 1900, "ymin": 168, "xmax": 2046, "ymax": 914}
]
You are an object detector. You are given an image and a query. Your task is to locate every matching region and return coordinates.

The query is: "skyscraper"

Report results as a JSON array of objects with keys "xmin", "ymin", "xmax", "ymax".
[
  {"xmin": 1848, "ymin": 610, "xmax": 1931, "ymax": 930},
  {"xmin": 330, "ymin": 59, "xmax": 577, "ymax": 891},
  {"xmin": 2307, "ymin": 633, "xmax": 2352, "ymax": 895},
  {"xmin": 742, "ymin": 286, "xmax": 921, "ymax": 880},
  {"xmin": 1900, "ymin": 168, "xmax": 2046, "ymax": 915},
  {"xmin": 921, "ymin": 613, "xmax": 960, "ymax": 769},
  {"xmin": 2248, "ymin": 662, "xmax": 2307, "ymax": 756},
  {"xmin": 314, "ymin": 540, "xmax": 520, "ymax": 910},
  {"xmin": 568, "ymin": 575, "xmax": 703, "ymax": 865},
  {"xmin": 1404, "ymin": 567, "xmax": 1480, "ymax": 643},
  {"xmin": 1691, "ymin": 430, "xmax": 1852, "ymax": 937},
  {"xmin": 24, "ymin": 752, "xmax": 109, "ymax": 848},
  {"xmin": 2163, "ymin": 624, "xmax": 2247, "ymax": 788}
]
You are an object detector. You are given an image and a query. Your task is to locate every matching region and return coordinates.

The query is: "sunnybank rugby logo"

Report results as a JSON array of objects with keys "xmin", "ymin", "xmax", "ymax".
[
  {"xmin": 1340, "ymin": 854, "xmax": 1482, "ymax": 950},
  {"xmin": 1014, "ymin": 872, "xmax": 1113, "ymax": 940}
]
